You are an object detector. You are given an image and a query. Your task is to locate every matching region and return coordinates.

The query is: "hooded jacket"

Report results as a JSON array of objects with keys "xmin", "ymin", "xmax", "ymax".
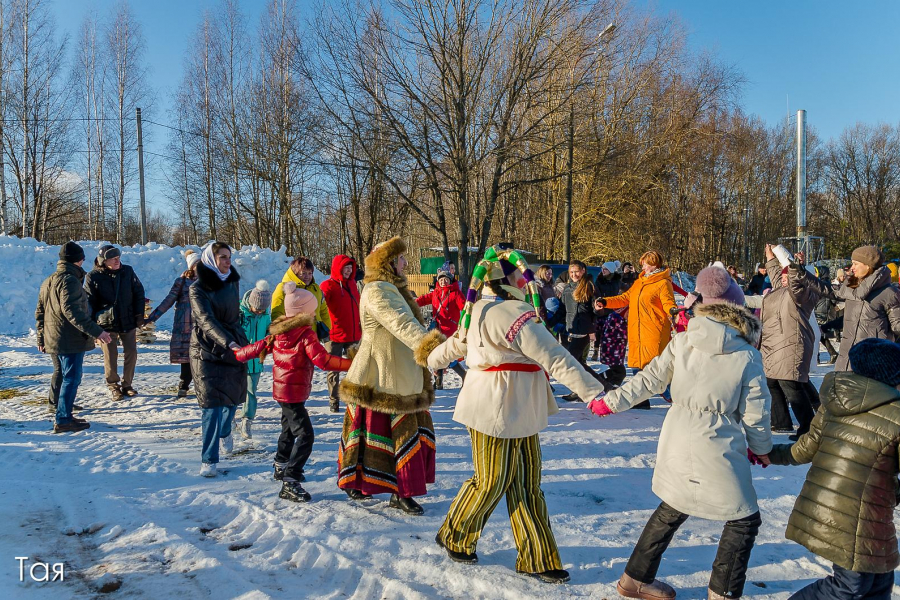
[
  {"xmin": 603, "ymin": 269, "xmax": 677, "ymax": 369},
  {"xmin": 603, "ymin": 303, "xmax": 772, "ymax": 521},
  {"xmin": 36, "ymin": 261, "xmax": 105, "ymax": 354},
  {"xmin": 831, "ymin": 267, "xmax": 900, "ymax": 371},
  {"xmin": 270, "ymin": 266, "xmax": 331, "ymax": 327},
  {"xmin": 84, "ymin": 260, "xmax": 146, "ymax": 333},
  {"xmin": 339, "ymin": 237, "xmax": 445, "ymax": 414},
  {"xmin": 320, "ymin": 255, "xmax": 362, "ymax": 343},
  {"xmin": 769, "ymin": 372, "xmax": 900, "ymax": 573},
  {"xmin": 189, "ymin": 262, "xmax": 249, "ymax": 409},
  {"xmin": 416, "ymin": 280, "xmax": 466, "ymax": 337},
  {"xmin": 235, "ymin": 313, "xmax": 351, "ymax": 404},
  {"xmin": 240, "ymin": 290, "xmax": 272, "ymax": 375}
]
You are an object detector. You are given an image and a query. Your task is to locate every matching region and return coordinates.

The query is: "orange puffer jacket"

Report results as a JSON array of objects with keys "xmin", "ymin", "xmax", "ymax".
[{"xmin": 603, "ymin": 269, "xmax": 677, "ymax": 369}]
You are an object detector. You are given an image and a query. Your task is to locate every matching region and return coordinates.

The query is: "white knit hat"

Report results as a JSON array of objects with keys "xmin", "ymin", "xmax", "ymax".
[{"xmin": 185, "ymin": 251, "xmax": 201, "ymax": 270}]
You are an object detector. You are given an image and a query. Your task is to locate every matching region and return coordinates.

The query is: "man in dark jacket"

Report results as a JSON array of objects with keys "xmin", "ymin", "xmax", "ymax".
[
  {"xmin": 36, "ymin": 241, "xmax": 112, "ymax": 433},
  {"xmin": 746, "ymin": 263, "xmax": 771, "ymax": 295},
  {"xmin": 85, "ymin": 245, "xmax": 145, "ymax": 400},
  {"xmin": 769, "ymin": 338, "xmax": 900, "ymax": 599},
  {"xmin": 320, "ymin": 254, "xmax": 361, "ymax": 412}
]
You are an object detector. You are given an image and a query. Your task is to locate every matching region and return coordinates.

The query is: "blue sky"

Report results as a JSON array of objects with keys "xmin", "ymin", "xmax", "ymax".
[
  {"xmin": 644, "ymin": 0, "xmax": 900, "ymax": 140},
  {"xmin": 49, "ymin": 1, "xmax": 900, "ymax": 212}
]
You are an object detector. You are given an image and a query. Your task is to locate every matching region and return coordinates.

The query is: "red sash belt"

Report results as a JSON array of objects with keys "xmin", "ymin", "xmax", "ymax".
[{"xmin": 484, "ymin": 363, "xmax": 549, "ymax": 380}]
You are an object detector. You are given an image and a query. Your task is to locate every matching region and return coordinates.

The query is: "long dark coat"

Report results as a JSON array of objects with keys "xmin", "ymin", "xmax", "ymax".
[
  {"xmin": 148, "ymin": 276, "xmax": 196, "ymax": 364},
  {"xmin": 190, "ymin": 262, "xmax": 249, "ymax": 409}
]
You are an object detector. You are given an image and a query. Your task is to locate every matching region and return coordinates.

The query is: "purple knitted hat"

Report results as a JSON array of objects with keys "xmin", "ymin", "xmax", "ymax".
[{"xmin": 694, "ymin": 266, "xmax": 745, "ymax": 306}]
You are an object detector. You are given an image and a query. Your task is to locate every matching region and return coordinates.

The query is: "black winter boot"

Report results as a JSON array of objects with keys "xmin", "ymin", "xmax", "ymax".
[
  {"xmin": 390, "ymin": 494, "xmax": 424, "ymax": 515},
  {"xmin": 435, "ymin": 534, "xmax": 478, "ymax": 564},
  {"xmin": 279, "ymin": 480, "xmax": 311, "ymax": 503},
  {"xmin": 345, "ymin": 489, "xmax": 371, "ymax": 500},
  {"xmin": 518, "ymin": 569, "xmax": 570, "ymax": 584}
]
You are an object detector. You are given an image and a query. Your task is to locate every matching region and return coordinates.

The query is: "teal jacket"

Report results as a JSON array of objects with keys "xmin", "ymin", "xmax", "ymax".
[{"xmin": 240, "ymin": 291, "xmax": 272, "ymax": 374}]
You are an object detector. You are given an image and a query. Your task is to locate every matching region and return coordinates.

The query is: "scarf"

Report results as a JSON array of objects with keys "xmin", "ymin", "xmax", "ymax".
[{"xmin": 201, "ymin": 244, "xmax": 231, "ymax": 282}]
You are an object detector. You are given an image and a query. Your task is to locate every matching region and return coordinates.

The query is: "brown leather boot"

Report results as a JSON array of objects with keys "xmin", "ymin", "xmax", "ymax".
[{"xmin": 617, "ymin": 572, "xmax": 676, "ymax": 599}]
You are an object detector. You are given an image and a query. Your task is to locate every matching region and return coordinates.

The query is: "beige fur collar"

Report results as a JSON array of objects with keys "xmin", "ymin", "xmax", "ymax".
[
  {"xmin": 269, "ymin": 313, "xmax": 315, "ymax": 336},
  {"xmin": 362, "ymin": 236, "xmax": 424, "ymax": 325},
  {"xmin": 693, "ymin": 302, "xmax": 761, "ymax": 346}
]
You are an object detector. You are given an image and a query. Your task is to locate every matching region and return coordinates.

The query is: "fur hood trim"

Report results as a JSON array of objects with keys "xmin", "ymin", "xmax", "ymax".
[
  {"xmin": 269, "ymin": 313, "xmax": 315, "ymax": 336},
  {"xmin": 693, "ymin": 302, "xmax": 761, "ymax": 347},
  {"xmin": 339, "ymin": 371, "xmax": 435, "ymax": 414},
  {"xmin": 196, "ymin": 261, "xmax": 241, "ymax": 291}
]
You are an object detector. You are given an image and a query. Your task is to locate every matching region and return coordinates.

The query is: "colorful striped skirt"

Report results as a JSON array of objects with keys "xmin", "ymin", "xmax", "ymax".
[{"xmin": 338, "ymin": 404, "xmax": 436, "ymax": 497}]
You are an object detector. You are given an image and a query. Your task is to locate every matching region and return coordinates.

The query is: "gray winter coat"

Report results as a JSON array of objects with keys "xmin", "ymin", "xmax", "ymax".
[
  {"xmin": 148, "ymin": 275, "xmax": 196, "ymax": 364},
  {"xmin": 35, "ymin": 261, "xmax": 105, "ymax": 354},
  {"xmin": 832, "ymin": 267, "xmax": 900, "ymax": 371},
  {"xmin": 759, "ymin": 258, "xmax": 825, "ymax": 382},
  {"xmin": 190, "ymin": 263, "xmax": 249, "ymax": 409}
]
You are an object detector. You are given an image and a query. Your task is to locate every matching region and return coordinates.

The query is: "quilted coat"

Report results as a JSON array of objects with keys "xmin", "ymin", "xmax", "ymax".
[
  {"xmin": 759, "ymin": 258, "xmax": 827, "ymax": 382},
  {"xmin": 235, "ymin": 313, "xmax": 351, "ymax": 404},
  {"xmin": 189, "ymin": 262, "xmax": 249, "ymax": 409},
  {"xmin": 35, "ymin": 261, "xmax": 105, "ymax": 354},
  {"xmin": 148, "ymin": 275, "xmax": 196, "ymax": 364},
  {"xmin": 339, "ymin": 237, "xmax": 445, "ymax": 415},
  {"xmin": 602, "ymin": 269, "xmax": 677, "ymax": 369},
  {"xmin": 769, "ymin": 372, "xmax": 900, "ymax": 573},
  {"xmin": 831, "ymin": 266, "xmax": 900, "ymax": 372}
]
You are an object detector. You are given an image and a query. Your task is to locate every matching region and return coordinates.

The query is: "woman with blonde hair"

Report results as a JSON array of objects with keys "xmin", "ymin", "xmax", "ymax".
[{"xmin": 597, "ymin": 250, "xmax": 676, "ymax": 408}]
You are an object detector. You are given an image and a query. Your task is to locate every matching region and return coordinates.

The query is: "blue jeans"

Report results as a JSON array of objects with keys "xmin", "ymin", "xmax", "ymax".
[
  {"xmin": 55, "ymin": 353, "xmax": 85, "ymax": 425},
  {"xmin": 241, "ymin": 372, "xmax": 261, "ymax": 420},
  {"xmin": 201, "ymin": 405, "xmax": 237, "ymax": 464},
  {"xmin": 790, "ymin": 564, "xmax": 894, "ymax": 599}
]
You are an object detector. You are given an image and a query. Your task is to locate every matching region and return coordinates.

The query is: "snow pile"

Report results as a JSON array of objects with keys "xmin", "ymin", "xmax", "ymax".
[{"xmin": 0, "ymin": 235, "xmax": 325, "ymax": 335}]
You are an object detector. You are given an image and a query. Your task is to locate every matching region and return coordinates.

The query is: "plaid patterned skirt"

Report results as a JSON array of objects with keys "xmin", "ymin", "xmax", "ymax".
[{"xmin": 338, "ymin": 404, "xmax": 436, "ymax": 497}]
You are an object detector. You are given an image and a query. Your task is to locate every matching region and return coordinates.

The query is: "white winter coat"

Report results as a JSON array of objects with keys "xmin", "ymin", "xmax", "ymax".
[
  {"xmin": 603, "ymin": 302, "xmax": 773, "ymax": 521},
  {"xmin": 428, "ymin": 297, "xmax": 607, "ymax": 439}
]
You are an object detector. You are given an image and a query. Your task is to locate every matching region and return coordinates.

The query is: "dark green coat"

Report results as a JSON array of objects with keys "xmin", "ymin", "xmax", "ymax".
[
  {"xmin": 769, "ymin": 372, "xmax": 900, "ymax": 573},
  {"xmin": 35, "ymin": 261, "xmax": 105, "ymax": 354}
]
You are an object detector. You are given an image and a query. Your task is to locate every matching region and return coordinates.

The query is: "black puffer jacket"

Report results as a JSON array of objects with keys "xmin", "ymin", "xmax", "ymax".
[
  {"xmin": 84, "ymin": 261, "xmax": 146, "ymax": 333},
  {"xmin": 769, "ymin": 372, "xmax": 900, "ymax": 573},
  {"xmin": 190, "ymin": 262, "xmax": 249, "ymax": 409}
]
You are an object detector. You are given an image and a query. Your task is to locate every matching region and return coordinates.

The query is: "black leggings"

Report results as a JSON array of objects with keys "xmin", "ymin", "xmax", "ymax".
[
  {"xmin": 626, "ymin": 502, "xmax": 761, "ymax": 598},
  {"xmin": 563, "ymin": 334, "xmax": 615, "ymax": 391}
]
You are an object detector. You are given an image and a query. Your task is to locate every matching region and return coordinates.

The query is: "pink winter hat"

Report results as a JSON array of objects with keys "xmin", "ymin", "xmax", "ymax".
[
  {"xmin": 282, "ymin": 281, "xmax": 318, "ymax": 318},
  {"xmin": 694, "ymin": 266, "xmax": 745, "ymax": 306}
]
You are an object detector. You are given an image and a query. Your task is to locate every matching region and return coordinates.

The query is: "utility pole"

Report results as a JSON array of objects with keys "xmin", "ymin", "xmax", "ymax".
[
  {"xmin": 136, "ymin": 107, "xmax": 147, "ymax": 244},
  {"xmin": 796, "ymin": 109, "xmax": 807, "ymax": 257}
]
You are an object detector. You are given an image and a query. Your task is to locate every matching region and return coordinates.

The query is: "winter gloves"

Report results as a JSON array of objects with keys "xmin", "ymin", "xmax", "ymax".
[
  {"xmin": 747, "ymin": 449, "xmax": 769, "ymax": 468},
  {"xmin": 588, "ymin": 397, "xmax": 614, "ymax": 418}
]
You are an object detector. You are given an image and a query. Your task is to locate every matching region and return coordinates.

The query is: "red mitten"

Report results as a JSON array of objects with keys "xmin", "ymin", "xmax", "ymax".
[
  {"xmin": 234, "ymin": 339, "xmax": 266, "ymax": 363},
  {"xmin": 588, "ymin": 398, "xmax": 614, "ymax": 418},
  {"xmin": 747, "ymin": 449, "xmax": 768, "ymax": 468}
]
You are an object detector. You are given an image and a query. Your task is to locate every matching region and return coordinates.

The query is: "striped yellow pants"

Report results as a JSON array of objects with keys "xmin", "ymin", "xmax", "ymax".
[{"xmin": 437, "ymin": 428, "xmax": 563, "ymax": 573}]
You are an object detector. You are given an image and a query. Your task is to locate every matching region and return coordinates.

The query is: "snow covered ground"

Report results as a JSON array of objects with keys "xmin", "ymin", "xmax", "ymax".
[{"xmin": 0, "ymin": 334, "xmax": 897, "ymax": 599}]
